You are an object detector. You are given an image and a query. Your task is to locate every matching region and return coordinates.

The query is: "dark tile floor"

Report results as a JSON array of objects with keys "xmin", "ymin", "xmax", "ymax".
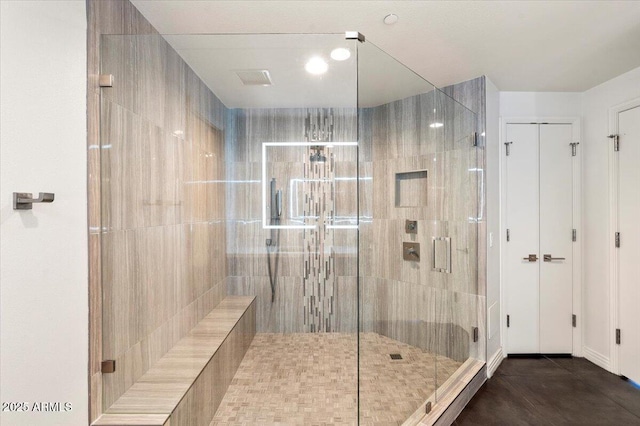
[{"xmin": 455, "ymin": 357, "xmax": 640, "ymax": 426}]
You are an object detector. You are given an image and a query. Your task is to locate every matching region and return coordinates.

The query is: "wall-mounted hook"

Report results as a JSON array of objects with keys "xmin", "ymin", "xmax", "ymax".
[{"xmin": 13, "ymin": 192, "xmax": 55, "ymax": 210}]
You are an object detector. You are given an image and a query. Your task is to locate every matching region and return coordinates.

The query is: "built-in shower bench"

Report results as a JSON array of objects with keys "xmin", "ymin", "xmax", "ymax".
[{"xmin": 92, "ymin": 296, "xmax": 256, "ymax": 426}]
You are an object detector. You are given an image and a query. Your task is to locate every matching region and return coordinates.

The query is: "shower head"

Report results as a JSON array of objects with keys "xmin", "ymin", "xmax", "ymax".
[
  {"xmin": 309, "ymin": 146, "xmax": 327, "ymax": 163},
  {"xmin": 309, "ymin": 151, "xmax": 327, "ymax": 163}
]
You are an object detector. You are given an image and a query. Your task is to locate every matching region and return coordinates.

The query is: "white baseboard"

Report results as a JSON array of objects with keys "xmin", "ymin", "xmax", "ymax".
[
  {"xmin": 583, "ymin": 346, "xmax": 611, "ymax": 372},
  {"xmin": 487, "ymin": 347, "xmax": 504, "ymax": 378}
]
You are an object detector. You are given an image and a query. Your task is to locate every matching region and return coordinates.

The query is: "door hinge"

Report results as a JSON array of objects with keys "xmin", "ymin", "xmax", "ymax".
[
  {"xmin": 506, "ymin": 229, "xmax": 510, "ymax": 242},
  {"xmin": 570, "ymin": 142, "xmax": 579, "ymax": 156},
  {"xmin": 507, "ymin": 315, "xmax": 510, "ymax": 328},
  {"xmin": 472, "ymin": 132, "xmax": 478, "ymax": 147},
  {"xmin": 505, "ymin": 141, "xmax": 513, "ymax": 156},
  {"xmin": 425, "ymin": 401, "xmax": 432, "ymax": 414},
  {"xmin": 572, "ymin": 229, "xmax": 577, "ymax": 242},
  {"xmin": 608, "ymin": 134, "xmax": 619, "ymax": 151},
  {"xmin": 616, "ymin": 329, "xmax": 621, "ymax": 345},
  {"xmin": 101, "ymin": 360, "xmax": 116, "ymax": 374},
  {"xmin": 572, "ymin": 314, "xmax": 577, "ymax": 327},
  {"xmin": 473, "ymin": 327, "xmax": 479, "ymax": 342},
  {"xmin": 99, "ymin": 74, "xmax": 114, "ymax": 88},
  {"xmin": 615, "ymin": 232, "xmax": 620, "ymax": 248}
]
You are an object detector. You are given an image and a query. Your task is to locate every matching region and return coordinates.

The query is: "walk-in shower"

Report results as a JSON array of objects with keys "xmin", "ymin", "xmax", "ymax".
[{"xmin": 96, "ymin": 30, "xmax": 485, "ymax": 425}]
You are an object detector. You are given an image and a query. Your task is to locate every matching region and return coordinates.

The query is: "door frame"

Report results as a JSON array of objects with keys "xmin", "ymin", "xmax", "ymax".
[
  {"xmin": 500, "ymin": 116, "xmax": 582, "ymax": 357},
  {"xmin": 608, "ymin": 97, "xmax": 640, "ymax": 375}
]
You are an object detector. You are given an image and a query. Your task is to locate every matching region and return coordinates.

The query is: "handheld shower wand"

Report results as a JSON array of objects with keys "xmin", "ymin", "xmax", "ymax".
[
  {"xmin": 266, "ymin": 178, "xmax": 282, "ymax": 303},
  {"xmin": 270, "ymin": 178, "xmax": 282, "ymax": 222}
]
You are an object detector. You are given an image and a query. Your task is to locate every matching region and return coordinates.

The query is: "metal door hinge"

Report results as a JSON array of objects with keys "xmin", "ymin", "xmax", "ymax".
[
  {"xmin": 506, "ymin": 229, "xmax": 510, "ymax": 242},
  {"xmin": 507, "ymin": 315, "xmax": 510, "ymax": 328},
  {"xmin": 101, "ymin": 360, "xmax": 116, "ymax": 374},
  {"xmin": 608, "ymin": 134, "xmax": 619, "ymax": 151},
  {"xmin": 505, "ymin": 141, "xmax": 513, "ymax": 156},
  {"xmin": 473, "ymin": 327, "xmax": 479, "ymax": 342},
  {"xmin": 345, "ymin": 31, "xmax": 365, "ymax": 42},
  {"xmin": 99, "ymin": 74, "xmax": 114, "ymax": 88},
  {"xmin": 615, "ymin": 232, "xmax": 620, "ymax": 248},
  {"xmin": 425, "ymin": 401, "xmax": 432, "ymax": 414},
  {"xmin": 572, "ymin": 229, "xmax": 577, "ymax": 242},
  {"xmin": 472, "ymin": 132, "xmax": 478, "ymax": 147},
  {"xmin": 616, "ymin": 329, "xmax": 621, "ymax": 345},
  {"xmin": 570, "ymin": 142, "xmax": 579, "ymax": 156},
  {"xmin": 572, "ymin": 314, "xmax": 577, "ymax": 327}
]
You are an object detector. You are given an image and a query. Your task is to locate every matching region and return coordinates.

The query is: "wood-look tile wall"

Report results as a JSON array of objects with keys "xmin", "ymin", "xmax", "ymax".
[
  {"xmin": 361, "ymin": 82, "xmax": 486, "ymax": 364},
  {"xmin": 226, "ymin": 108, "xmax": 359, "ymax": 333},
  {"xmin": 88, "ymin": 1, "xmax": 228, "ymax": 421},
  {"xmin": 168, "ymin": 302, "xmax": 255, "ymax": 426}
]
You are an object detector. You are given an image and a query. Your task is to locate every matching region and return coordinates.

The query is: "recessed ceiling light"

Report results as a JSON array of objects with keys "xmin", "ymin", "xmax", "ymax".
[
  {"xmin": 305, "ymin": 57, "xmax": 328, "ymax": 75},
  {"xmin": 430, "ymin": 122, "xmax": 444, "ymax": 128},
  {"xmin": 383, "ymin": 14, "xmax": 398, "ymax": 25},
  {"xmin": 330, "ymin": 48, "xmax": 351, "ymax": 61}
]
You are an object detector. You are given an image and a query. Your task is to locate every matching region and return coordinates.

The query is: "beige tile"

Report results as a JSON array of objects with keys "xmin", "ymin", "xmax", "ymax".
[
  {"xmin": 170, "ymin": 304, "xmax": 255, "ymax": 426},
  {"xmin": 93, "ymin": 413, "xmax": 169, "ymax": 426},
  {"xmin": 211, "ymin": 332, "xmax": 463, "ymax": 425},
  {"xmin": 102, "ymin": 281, "xmax": 227, "ymax": 409},
  {"xmin": 90, "ymin": 372, "xmax": 103, "ymax": 424},
  {"xmin": 107, "ymin": 297, "xmax": 255, "ymax": 416},
  {"xmin": 100, "ymin": 99, "xmax": 181, "ymax": 231},
  {"xmin": 89, "ymin": 233, "xmax": 102, "ymax": 376}
]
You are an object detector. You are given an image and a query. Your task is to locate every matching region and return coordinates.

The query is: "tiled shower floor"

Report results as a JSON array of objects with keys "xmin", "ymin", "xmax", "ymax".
[{"xmin": 211, "ymin": 332, "xmax": 463, "ymax": 425}]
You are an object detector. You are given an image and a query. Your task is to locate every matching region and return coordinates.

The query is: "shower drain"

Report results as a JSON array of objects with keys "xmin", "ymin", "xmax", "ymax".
[{"xmin": 389, "ymin": 353, "xmax": 403, "ymax": 360}]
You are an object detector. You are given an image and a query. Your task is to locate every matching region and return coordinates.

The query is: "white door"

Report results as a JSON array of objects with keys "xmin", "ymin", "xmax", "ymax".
[
  {"xmin": 505, "ymin": 123, "xmax": 540, "ymax": 353},
  {"xmin": 618, "ymin": 105, "xmax": 640, "ymax": 383},
  {"xmin": 539, "ymin": 124, "xmax": 574, "ymax": 354},
  {"xmin": 505, "ymin": 123, "xmax": 574, "ymax": 354}
]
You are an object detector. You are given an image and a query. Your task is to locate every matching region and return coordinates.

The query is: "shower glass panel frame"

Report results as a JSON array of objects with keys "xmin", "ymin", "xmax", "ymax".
[{"xmin": 97, "ymin": 31, "xmax": 483, "ymax": 425}]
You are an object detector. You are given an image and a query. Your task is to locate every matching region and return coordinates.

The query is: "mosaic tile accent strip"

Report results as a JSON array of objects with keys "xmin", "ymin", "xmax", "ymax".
[
  {"xmin": 303, "ymin": 108, "xmax": 336, "ymax": 333},
  {"xmin": 210, "ymin": 332, "xmax": 463, "ymax": 425}
]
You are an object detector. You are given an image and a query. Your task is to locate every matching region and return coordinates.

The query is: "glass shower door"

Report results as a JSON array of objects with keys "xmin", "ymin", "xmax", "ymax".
[
  {"xmin": 357, "ymin": 39, "xmax": 481, "ymax": 423},
  {"xmin": 432, "ymin": 88, "xmax": 481, "ymax": 399},
  {"xmin": 356, "ymin": 40, "xmax": 440, "ymax": 423}
]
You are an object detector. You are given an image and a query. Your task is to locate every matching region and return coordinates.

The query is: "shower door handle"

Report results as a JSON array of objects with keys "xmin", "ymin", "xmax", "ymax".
[{"xmin": 432, "ymin": 237, "xmax": 451, "ymax": 273}]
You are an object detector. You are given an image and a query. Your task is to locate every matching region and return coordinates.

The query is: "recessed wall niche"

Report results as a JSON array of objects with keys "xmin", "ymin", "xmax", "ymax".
[{"xmin": 394, "ymin": 170, "xmax": 428, "ymax": 207}]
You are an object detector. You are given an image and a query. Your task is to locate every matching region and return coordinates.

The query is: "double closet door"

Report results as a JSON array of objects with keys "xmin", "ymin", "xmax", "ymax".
[
  {"xmin": 505, "ymin": 123, "xmax": 575, "ymax": 355},
  {"xmin": 617, "ymin": 105, "xmax": 640, "ymax": 384}
]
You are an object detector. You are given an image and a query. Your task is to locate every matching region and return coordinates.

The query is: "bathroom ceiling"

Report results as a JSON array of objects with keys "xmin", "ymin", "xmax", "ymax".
[
  {"xmin": 162, "ymin": 34, "xmax": 432, "ymax": 108},
  {"xmin": 132, "ymin": 0, "xmax": 640, "ymax": 94}
]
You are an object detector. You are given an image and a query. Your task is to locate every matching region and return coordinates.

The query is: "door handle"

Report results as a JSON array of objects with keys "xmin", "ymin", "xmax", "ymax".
[
  {"xmin": 523, "ymin": 254, "xmax": 538, "ymax": 262},
  {"xmin": 543, "ymin": 254, "xmax": 565, "ymax": 262}
]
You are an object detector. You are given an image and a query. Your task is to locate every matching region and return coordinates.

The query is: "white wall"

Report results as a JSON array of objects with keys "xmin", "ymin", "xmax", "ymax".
[
  {"xmin": 0, "ymin": 2, "xmax": 88, "ymax": 425},
  {"xmin": 500, "ymin": 91, "xmax": 583, "ymax": 117},
  {"xmin": 485, "ymin": 78, "xmax": 502, "ymax": 374},
  {"xmin": 582, "ymin": 66, "xmax": 640, "ymax": 368}
]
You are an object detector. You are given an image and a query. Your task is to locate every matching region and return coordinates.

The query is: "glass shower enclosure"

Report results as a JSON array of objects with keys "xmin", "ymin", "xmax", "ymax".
[{"xmin": 98, "ymin": 31, "xmax": 483, "ymax": 424}]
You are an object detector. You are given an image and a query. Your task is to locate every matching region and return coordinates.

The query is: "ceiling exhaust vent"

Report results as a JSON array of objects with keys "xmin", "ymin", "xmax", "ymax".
[{"xmin": 236, "ymin": 69, "xmax": 273, "ymax": 86}]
